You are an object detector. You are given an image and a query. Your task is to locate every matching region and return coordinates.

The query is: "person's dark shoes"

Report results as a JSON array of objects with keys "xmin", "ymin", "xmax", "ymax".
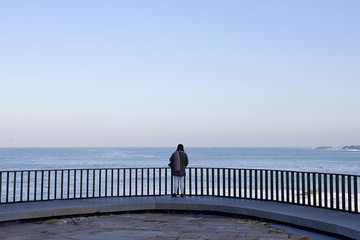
[
  {"xmin": 172, "ymin": 194, "xmax": 176, "ymax": 197},
  {"xmin": 180, "ymin": 194, "xmax": 184, "ymax": 197}
]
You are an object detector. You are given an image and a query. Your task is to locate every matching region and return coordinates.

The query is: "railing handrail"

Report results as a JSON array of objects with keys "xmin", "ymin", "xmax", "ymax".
[
  {"xmin": 1, "ymin": 167, "xmax": 359, "ymax": 214},
  {"xmin": 1, "ymin": 167, "xmax": 359, "ymax": 177}
]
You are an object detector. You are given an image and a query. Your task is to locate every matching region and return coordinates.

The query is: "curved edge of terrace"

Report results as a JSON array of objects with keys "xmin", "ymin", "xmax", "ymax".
[{"xmin": 0, "ymin": 196, "xmax": 359, "ymax": 239}]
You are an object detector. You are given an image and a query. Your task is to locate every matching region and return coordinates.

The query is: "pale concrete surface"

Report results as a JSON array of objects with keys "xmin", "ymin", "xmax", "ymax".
[
  {"xmin": 0, "ymin": 196, "xmax": 359, "ymax": 239},
  {"xmin": 0, "ymin": 212, "xmax": 310, "ymax": 240}
]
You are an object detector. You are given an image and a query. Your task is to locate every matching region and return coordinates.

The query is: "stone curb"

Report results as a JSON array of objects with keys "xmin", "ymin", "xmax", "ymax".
[{"xmin": 0, "ymin": 196, "xmax": 359, "ymax": 239}]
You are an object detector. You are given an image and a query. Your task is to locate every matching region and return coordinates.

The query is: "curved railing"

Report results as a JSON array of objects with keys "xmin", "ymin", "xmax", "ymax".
[{"xmin": 0, "ymin": 167, "xmax": 359, "ymax": 213}]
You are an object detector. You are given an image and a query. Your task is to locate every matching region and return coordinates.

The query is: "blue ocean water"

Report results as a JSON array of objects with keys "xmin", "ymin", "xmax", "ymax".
[{"xmin": 0, "ymin": 148, "xmax": 359, "ymax": 175}]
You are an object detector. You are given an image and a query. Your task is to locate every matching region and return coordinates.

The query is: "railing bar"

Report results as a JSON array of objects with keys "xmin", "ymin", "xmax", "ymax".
[
  {"xmin": 98, "ymin": 169, "xmax": 101, "ymax": 197},
  {"xmin": 124, "ymin": 169, "xmax": 126, "ymax": 196},
  {"xmin": 142, "ymin": 168, "xmax": 145, "ymax": 196},
  {"xmin": 147, "ymin": 168, "xmax": 150, "ymax": 196},
  {"xmin": 0, "ymin": 172, "xmax": 2, "ymax": 203},
  {"xmin": 195, "ymin": 168, "xmax": 198, "ymax": 196},
  {"xmin": 92, "ymin": 169, "xmax": 96, "ymax": 198},
  {"xmin": 354, "ymin": 176, "xmax": 358, "ymax": 213},
  {"xmin": 85, "ymin": 170, "xmax": 89, "ymax": 198},
  {"xmin": 74, "ymin": 170, "xmax": 77, "ymax": 199},
  {"xmin": 28, "ymin": 172, "xmax": 31, "ymax": 201},
  {"xmin": 324, "ymin": 174, "xmax": 328, "ymax": 208},
  {"xmin": 307, "ymin": 173, "xmax": 311, "ymax": 205},
  {"xmin": 111, "ymin": 169, "xmax": 114, "ymax": 197},
  {"xmin": 281, "ymin": 171, "xmax": 285, "ymax": 202},
  {"xmin": 48, "ymin": 170, "xmax": 51, "ymax": 200},
  {"xmin": 13, "ymin": 172, "xmax": 17, "ymax": 202},
  {"xmin": 233, "ymin": 169, "xmax": 236, "ymax": 198},
  {"xmin": 276, "ymin": 171, "xmax": 279, "ymax": 201},
  {"xmin": 201, "ymin": 168, "xmax": 203, "ymax": 196},
  {"xmin": 212, "ymin": 168, "xmax": 215, "ymax": 196},
  {"xmin": 312, "ymin": 173, "xmax": 316, "ymax": 206},
  {"xmin": 217, "ymin": 168, "xmax": 220, "ymax": 197},
  {"xmin": 67, "ymin": 170, "xmax": 70, "ymax": 199},
  {"xmin": 270, "ymin": 171, "xmax": 274, "ymax": 201},
  {"xmin": 291, "ymin": 172, "xmax": 295, "ymax": 203},
  {"xmin": 158, "ymin": 168, "xmax": 161, "ymax": 196},
  {"xmin": 129, "ymin": 168, "xmax": 132, "ymax": 196},
  {"xmin": 189, "ymin": 168, "xmax": 192, "ymax": 196},
  {"xmin": 265, "ymin": 170, "xmax": 268, "ymax": 200},
  {"xmin": 6, "ymin": 172, "xmax": 10, "ymax": 203},
  {"xmin": 134, "ymin": 169, "xmax": 137, "ymax": 196},
  {"xmin": 223, "ymin": 169, "xmax": 225, "ymax": 197},
  {"xmin": 296, "ymin": 172, "xmax": 300, "ymax": 204},
  {"xmin": 336, "ymin": 174, "xmax": 340, "ymax": 210},
  {"xmin": 342, "ymin": 175, "xmax": 346, "ymax": 211},
  {"xmin": 244, "ymin": 170, "xmax": 247, "ymax": 199},
  {"xmin": 118, "ymin": 169, "xmax": 120, "ymax": 197},
  {"xmin": 20, "ymin": 171, "xmax": 24, "ymax": 202},
  {"xmin": 34, "ymin": 171, "xmax": 38, "ymax": 201},
  {"xmin": 249, "ymin": 170, "xmax": 253, "ymax": 199},
  {"xmin": 61, "ymin": 170, "xmax": 64, "ymax": 200},
  {"xmin": 227, "ymin": 169, "xmax": 230, "ymax": 197},
  {"xmin": 348, "ymin": 175, "xmax": 352, "ymax": 212},
  {"xmin": 330, "ymin": 174, "xmax": 334, "ymax": 209},
  {"xmin": 207, "ymin": 168, "xmax": 210, "ymax": 196},
  {"xmin": 153, "ymin": 168, "xmax": 155, "ymax": 196},
  {"xmin": 105, "ymin": 169, "xmax": 108, "ymax": 197},
  {"xmin": 260, "ymin": 170, "xmax": 263, "ymax": 200},
  {"xmin": 286, "ymin": 171, "xmax": 289, "ymax": 203},
  {"xmin": 318, "ymin": 173, "xmax": 322, "ymax": 207},
  {"xmin": 301, "ymin": 172, "xmax": 305, "ymax": 205}
]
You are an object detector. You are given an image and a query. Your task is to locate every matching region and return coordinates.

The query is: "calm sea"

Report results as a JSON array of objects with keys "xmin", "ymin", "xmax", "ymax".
[{"xmin": 0, "ymin": 148, "xmax": 359, "ymax": 175}]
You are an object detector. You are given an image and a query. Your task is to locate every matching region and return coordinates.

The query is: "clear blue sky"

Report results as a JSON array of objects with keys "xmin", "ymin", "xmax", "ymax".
[{"xmin": 1, "ymin": 1, "xmax": 359, "ymax": 147}]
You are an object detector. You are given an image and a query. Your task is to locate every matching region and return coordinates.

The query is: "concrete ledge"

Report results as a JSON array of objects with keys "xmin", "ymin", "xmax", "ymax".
[{"xmin": 0, "ymin": 196, "xmax": 359, "ymax": 239}]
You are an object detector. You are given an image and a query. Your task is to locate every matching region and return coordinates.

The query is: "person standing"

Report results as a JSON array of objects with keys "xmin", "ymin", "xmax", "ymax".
[{"xmin": 169, "ymin": 144, "xmax": 189, "ymax": 197}]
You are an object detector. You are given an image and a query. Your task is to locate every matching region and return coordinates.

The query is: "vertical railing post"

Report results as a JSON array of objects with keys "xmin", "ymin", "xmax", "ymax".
[
  {"xmin": 318, "ymin": 173, "xmax": 322, "ymax": 207},
  {"xmin": 153, "ymin": 168, "xmax": 155, "ymax": 196},
  {"xmin": 342, "ymin": 175, "xmax": 346, "ymax": 211},
  {"xmin": 207, "ymin": 168, "xmax": 210, "ymax": 196},
  {"xmin": 147, "ymin": 168, "xmax": 150, "ymax": 196},
  {"xmin": 336, "ymin": 174, "xmax": 340, "ymax": 210},
  {"xmin": 0, "ymin": 172, "xmax": 2, "ymax": 203},
  {"xmin": 354, "ymin": 176, "xmax": 358, "ymax": 213},
  {"xmin": 222, "ymin": 168, "xmax": 226, "ymax": 197},
  {"xmin": 189, "ymin": 168, "xmax": 192, "ymax": 196},
  {"xmin": 201, "ymin": 168, "xmax": 204, "ymax": 196},
  {"xmin": 111, "ymin": 169, "xmax": 114, "ymax": 197},
  {"xmin": 143, "ymin": 168, "xmax": 145, "ymax": 196},
  {"xmin": 244, "ymin": 170, "xmax": 247, "ymax": 199},
  {"xmin": 195, "ymin": 168, "xmax": 198, "ymax": 196},
  {"xmin": 249, "ymin": 170, "xmax": 253, "ymax": 199},
  {"xmin": 212, "ymin": 168, "xmax": 215, "ymax": 196},
  {"xmin": 286, "ymin": 171, "xmax": 289, "ymax": 203},
  {"xmin": 14, "ymin": 171, "xmax": 17, "ymax": 202},
  {"xmin": 265, "ymin": 170, "xmax": 268, "ymax": 200},
  {"xmin": 270, "ymin": 170, "xmax": 274, "ymax": 201},
  {"xmin": 348, "ymin": 175, "xmax": 352, "ymax": 212},
  {"xmin": 233, "ymin": 169, "xmax": 236, "ymax": 198},
  {"xmin": 34, "ymin": 171, "xmax": 38, "ymax": 201}
]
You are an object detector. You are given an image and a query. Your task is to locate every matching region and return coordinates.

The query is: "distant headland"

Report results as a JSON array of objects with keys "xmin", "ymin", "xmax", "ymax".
[
  {"xmin": 313, "ymin": 145, "xmax": 360, "ymax": 151},
  {"xmin": 341, "ymin": 145, "xmax": 360, "ymax": 151}
]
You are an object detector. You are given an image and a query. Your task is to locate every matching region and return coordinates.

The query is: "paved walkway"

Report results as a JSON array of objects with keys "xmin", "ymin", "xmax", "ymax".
[
  {"xmin": 0, "ymin": 212, "xmax": 313, "ymax": 240},
  {"xmin": 0, "ymin": 196, "xmax": 359, "ymax": 239}
]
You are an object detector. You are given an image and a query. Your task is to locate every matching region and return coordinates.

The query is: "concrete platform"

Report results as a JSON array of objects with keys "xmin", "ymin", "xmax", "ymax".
[{"xmin": 0, "ymin": 196, "xmax": 359, "ymax": 239}]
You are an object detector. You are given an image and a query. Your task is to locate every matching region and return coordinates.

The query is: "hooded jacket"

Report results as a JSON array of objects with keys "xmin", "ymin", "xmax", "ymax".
[{"xmin": 169, "ymin": 150, "xmax": 189, "ymax": 176}]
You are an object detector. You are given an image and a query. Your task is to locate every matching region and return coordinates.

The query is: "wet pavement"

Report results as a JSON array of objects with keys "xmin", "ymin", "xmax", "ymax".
[{"xmin": 0, "ymin": 212, "xmax": 310, "ymax": 240}]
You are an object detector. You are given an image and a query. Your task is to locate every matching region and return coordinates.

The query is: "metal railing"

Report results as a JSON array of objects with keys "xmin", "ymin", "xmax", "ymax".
[{"xmin": 0, "ymin": 168, "xmax": 359, "ymax": 213}]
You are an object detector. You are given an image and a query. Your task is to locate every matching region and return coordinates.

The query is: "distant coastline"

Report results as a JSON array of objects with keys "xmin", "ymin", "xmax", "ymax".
[{"xmin": 313, "ymin": 145, "xmax": 360, "ymax": 151}]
